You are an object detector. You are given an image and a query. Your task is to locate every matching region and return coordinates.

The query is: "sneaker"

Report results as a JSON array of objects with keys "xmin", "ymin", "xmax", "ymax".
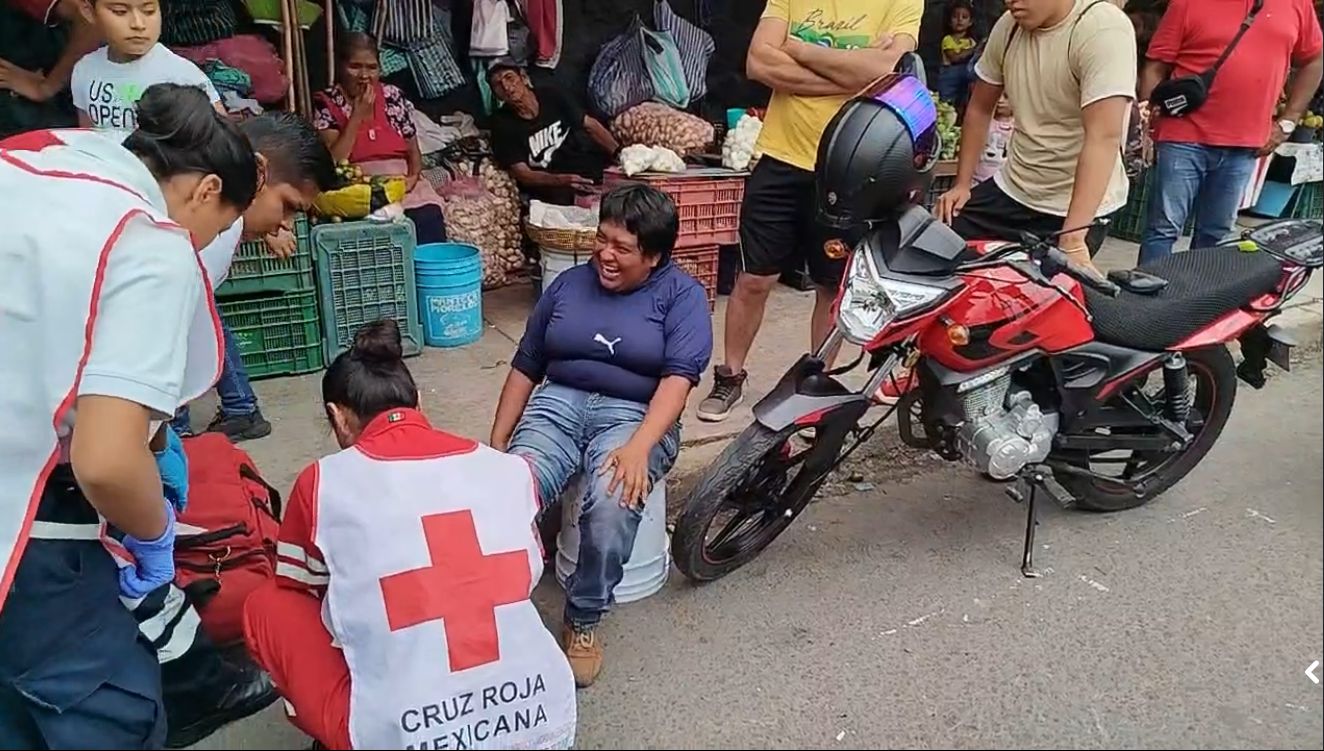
[
  {"xmin": 873, "ymin": 367, "xmax": 917, "ymax": 406},
  {"xmin": 562, "ymin": 625, "xmax": 603, "ymax": 688},
  {"xmin": 696, "ymin": 366, "xmax": 747, "ymax": 423},
  {"xmin": 206, "ymin": 408, "xmax": 273, "ymax": 442}
]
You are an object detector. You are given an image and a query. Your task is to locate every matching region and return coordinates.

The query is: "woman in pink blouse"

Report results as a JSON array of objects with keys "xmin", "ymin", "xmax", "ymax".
[{"xmin": 312, "ymin": 32, "xmax": 447, "ymax": 243}]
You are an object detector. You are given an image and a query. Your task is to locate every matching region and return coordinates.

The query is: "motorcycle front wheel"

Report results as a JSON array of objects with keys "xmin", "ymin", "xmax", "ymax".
[{"xmin": 671, "ymin": 421, "xmax": 846, "ymax": 583}]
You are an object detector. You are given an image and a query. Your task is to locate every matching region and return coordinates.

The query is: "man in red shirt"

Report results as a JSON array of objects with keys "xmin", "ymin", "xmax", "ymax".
[{"xmin": 1138, "ymin": 0, "xmax": 1322, "ymax": 264}]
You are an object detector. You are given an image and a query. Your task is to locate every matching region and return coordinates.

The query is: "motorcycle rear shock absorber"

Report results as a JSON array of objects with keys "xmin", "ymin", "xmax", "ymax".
[{"xmin": 1162, "ymin": 353, "xmax": 1191, "ymax": 422}]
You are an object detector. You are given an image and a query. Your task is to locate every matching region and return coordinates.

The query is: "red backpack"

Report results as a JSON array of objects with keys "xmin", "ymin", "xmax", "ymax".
[{"xmin": 174, "ymin": 433, "xmax": 282, "ymax": 647}]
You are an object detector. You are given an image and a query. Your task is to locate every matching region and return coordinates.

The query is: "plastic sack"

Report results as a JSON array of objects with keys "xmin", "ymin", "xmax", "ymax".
[
  {"xmin": 439, "ymin": 177, "xmax": 509, "ymax": 288},
  {"xmin": 611, "ymin": 102, "xmax": 715, "ymax": 155},
  {"xmin": 653, "ymin": 0, "xmax": 713, "ymax": 104},
  {"xmin": 588, "ymin": 17, "xmax": 655, "ymax": 119},
  {"xmin": 313, "ymin": 177, "xmax": 407, "ymax": 219},
  {"xmin": 640, "ymin": 26, "xmax": 689, "ymax": 109}
]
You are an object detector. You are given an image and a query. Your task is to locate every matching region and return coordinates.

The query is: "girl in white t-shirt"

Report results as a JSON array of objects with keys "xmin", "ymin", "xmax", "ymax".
[{"xmin": 70, "ymin": 0, "xmax": 222, "ymax": 136}]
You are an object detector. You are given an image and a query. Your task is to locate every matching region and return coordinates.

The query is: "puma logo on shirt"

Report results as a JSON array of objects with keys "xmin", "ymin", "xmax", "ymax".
[
  {"xmin": 593, "ymin": 333, "xmax": 621, "ymax": 356},
  {"xmin": 527, "ymin": 121, "xmax": 569, "ymax": 169}
]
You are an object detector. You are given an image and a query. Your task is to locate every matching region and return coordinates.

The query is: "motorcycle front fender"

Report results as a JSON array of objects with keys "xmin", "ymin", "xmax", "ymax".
[{"xmin": 751, "ymin": 353, "xmax": 870, "ymax": 432}]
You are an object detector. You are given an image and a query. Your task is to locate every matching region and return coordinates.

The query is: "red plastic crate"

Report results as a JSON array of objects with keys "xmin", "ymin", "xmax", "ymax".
[
  {"xmin": 605, "ymin": 168, "xmax": 745, "ymax": 248},
  {"xmin": 672, "ymin": 244, "xmax": 719, "ymax": 311}
]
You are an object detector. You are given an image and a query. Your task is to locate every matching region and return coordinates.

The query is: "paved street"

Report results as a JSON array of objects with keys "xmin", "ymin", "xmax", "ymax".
[{"xmin": 201, "ymin": 350, "xmax": 1324, "ymax": 750}]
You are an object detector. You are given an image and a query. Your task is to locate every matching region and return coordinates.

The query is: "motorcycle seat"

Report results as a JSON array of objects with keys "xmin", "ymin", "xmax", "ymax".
[{"xmin": 1083, "ymin": 246, "xmax": 1284, "ymax": 351}]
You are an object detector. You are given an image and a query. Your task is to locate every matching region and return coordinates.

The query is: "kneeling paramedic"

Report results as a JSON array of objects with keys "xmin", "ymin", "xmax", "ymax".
[{"xmin": 243, "ymin": 320, "xmax": 577, "ymax": 750}]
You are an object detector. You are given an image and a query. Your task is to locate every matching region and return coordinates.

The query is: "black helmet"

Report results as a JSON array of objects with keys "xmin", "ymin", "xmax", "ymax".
[{"xmin": 815, "ymin": 71, "xmax": 940, "ymax": 230}]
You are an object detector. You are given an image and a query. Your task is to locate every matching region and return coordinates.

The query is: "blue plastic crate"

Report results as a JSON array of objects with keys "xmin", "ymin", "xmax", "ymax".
[{"xmin": 311, "ymin": 219, "xmax": 424, "ymax": 365}]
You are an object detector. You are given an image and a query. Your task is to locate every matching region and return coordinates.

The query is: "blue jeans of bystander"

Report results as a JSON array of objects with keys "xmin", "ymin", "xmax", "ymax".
[
  {"xmin": 171, "ymin": 319, "xmax": 258, "ymax": 435},
  {"xmin": 508, "ymin": 382, "xmax": 680, "ymax": 629},
  {"xmin": 1139, "ymin": 142, "xmax": 1259, "ymax": 265}
]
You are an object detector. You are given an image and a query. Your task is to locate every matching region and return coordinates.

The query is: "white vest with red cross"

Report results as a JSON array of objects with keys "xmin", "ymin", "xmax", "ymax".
[
  {"xmin": 314, "ymin": 430, "xmax": 577, "ymax": 750},
  {"xmin": 0, "ymin": 129, "xmax": 223, "ymax": 613}
]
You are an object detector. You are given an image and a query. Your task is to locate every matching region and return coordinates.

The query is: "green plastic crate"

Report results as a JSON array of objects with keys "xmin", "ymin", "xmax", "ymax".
[
  {"xmin": 217, "ymin": 291, "xmax": 324, "ymax": 379},
  {"xmin": 1290, "ymin": 181, "xmax": 1323, "ymax": 220},
  {"xmin": 1108, "ymin": 170, "xmax": 1196, "ymax": 243},
  {"xmin": 216, "ymin": 212, "xmax": 315, "ymax": 298},
  {"xmin": 311, "ymin": 219, "xmax": 424, "ymax": 365}
]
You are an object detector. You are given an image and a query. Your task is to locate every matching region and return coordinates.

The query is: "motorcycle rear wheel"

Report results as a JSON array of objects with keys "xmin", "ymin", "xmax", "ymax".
[
  {"xmin": 671, "ymin": 421, "xmax": 844, "ymax": 583},
  {"xmin": 1060, "ymin": 344, "xmax": 1237, "ymax": 512}
]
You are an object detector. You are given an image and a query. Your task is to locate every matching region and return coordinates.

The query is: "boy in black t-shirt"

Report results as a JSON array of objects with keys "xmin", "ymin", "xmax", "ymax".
[{"xmin": 488, "ymin": 62, "xmax": 618, "ymax": 205}]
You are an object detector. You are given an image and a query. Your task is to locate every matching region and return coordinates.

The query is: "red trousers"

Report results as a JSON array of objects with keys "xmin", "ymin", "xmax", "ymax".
[{"xmin": 243, "ymin": 583, "xmax": 353, "ymax": 749}]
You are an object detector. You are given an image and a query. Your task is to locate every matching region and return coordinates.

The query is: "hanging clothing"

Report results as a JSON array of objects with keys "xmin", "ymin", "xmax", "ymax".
[
  {"xmin": 471, "ymin": 0, "xmax": 511, "ymax": 57},
  {"xmin": 245, "ymin": 408, "xmax": 577, "ymax": 750},
  {"xmin": 0, "ymin": 128, "xmax": 224, "ymax": 748},
  {"xmin": 525, "ymin": 0, "xmax": 564, "ymax": 68}
]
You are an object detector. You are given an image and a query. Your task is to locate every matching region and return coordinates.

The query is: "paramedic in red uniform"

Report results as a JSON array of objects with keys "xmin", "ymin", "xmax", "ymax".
[{"xmin": 243, "ymin": 320, "xmax": 577, "ymax": 750}]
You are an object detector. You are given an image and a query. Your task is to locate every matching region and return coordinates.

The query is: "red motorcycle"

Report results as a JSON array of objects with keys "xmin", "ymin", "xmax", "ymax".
[{"xmin": 671, "ymin": 214, "xmax": 1322, "ymax": 582}]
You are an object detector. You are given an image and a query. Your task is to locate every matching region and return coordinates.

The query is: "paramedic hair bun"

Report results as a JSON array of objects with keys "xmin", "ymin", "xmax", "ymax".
[
  {"xmin": 123, "ymin": 83, "xmax": 259, "ymax": 209},
  {"xmin": 351, "ymin": 320, "xmax": 404, "ymax": 364}
]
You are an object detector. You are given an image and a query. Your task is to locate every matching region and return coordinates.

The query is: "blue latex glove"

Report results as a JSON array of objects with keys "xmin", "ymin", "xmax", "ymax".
[
  {"xmin": 155, "ymin": 425, "xmax": 189, "ymax": 513},
  {"xmin": 119, "ymin": 503, "xmax": 177, "ymax": 599}
]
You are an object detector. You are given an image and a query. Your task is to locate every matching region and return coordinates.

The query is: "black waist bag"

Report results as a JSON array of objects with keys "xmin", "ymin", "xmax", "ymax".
[{"xmin": 1151, "ymin": 0, "xmax": 1262, "ymax": 117}]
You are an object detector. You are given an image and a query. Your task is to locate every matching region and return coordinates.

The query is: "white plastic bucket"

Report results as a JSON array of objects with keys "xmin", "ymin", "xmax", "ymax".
[
  {"xmin": 538, "ymin": 247, "xmax": 591, "ymax": 296},
  {"xmin": 554, "ymin": 473, "xmax": 669, "ymax": 604}
]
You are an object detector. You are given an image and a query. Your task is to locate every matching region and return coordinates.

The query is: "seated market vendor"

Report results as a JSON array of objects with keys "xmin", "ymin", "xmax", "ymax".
[
  {"xmin": 312, "ymin": 32, "xmax": 447, "ymax": 243},
  {"xmin": 488, "ymin": 61, "xmax": 619, "ymax": 206},
  {"xmin": 489, "ymin": 183, "xmax": 712, "ymax": 687}
]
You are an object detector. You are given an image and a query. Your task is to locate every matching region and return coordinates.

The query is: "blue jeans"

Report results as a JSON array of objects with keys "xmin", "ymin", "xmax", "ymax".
[
  {"xmin": 1139, "ymin": 142, "xmax": 1258, "ymax": 265},
  {"xmin": 171, "ymin": 320, "xmax": 258, "ymax": 434},
  {"xmin": 508, "ymin": 382, "xmax": 680, "ymax": 629}
]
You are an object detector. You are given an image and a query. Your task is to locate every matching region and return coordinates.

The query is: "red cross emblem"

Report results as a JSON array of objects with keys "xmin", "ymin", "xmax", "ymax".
[{"xmin": 379, "ymin": 511, "xmax": 532, "ymax": 672}]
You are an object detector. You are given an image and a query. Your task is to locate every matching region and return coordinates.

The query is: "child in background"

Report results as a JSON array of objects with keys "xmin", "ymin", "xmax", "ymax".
[
  {"xmin": 938, "ymin": 0, "xmax": 978, "ymax": 108},
  {"xmin": 972, "ymin": 94, "xmax": 1014, "ymax": 185},
  {"xmin": 71, "ymin": 0, "xmax": 221, "ymax": 136}
]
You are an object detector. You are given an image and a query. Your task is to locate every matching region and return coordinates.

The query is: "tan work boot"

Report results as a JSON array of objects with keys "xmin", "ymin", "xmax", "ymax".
[{"xmin": 561, "ymin": 625, "xmax": 603, "ymax": 688}]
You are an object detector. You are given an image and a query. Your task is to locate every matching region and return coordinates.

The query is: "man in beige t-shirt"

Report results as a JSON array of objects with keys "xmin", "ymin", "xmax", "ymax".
[{"xmin": 934, "ymin": 0, "xmax": 1136, "ymax": 267}]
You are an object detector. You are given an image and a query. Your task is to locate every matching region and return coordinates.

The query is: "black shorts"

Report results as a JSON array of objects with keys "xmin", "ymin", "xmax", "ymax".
[
  {"xmin": 949, "ymin": 178, "xmax": 1112, "ymax": 257},
  {"xmin": 738, "ymin": 156, "xmax": 848, "ymax": 288}
]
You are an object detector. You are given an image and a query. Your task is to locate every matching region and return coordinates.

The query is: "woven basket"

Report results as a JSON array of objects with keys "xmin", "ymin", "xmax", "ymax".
[{"xmin": 525, "ymin": 221, "xmax": 597, "ymax": 252}]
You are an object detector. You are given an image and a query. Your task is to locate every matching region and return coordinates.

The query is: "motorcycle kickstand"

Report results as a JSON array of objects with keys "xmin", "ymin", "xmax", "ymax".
[{"xmin": 1021, "ymin": 479, "xmax": 1040, "ymax": 578}]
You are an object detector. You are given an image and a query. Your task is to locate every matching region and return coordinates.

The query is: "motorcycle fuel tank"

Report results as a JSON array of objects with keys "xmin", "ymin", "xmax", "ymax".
[{"xmin": 918, "ymin": 264, "xmax": 1096, "ymax": 372}]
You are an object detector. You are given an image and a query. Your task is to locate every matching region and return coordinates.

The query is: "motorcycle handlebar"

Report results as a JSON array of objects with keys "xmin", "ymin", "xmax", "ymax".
[{"xmin": 1040, "ymin": 246, "xmax": 1121, "ymax": 298}]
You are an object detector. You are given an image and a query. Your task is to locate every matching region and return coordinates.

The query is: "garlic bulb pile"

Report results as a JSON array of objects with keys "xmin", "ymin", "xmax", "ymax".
[
  {"xmin": 722, "ymin": 114, "xmax": 763, "ymax": 171},
  {"xmin": 479, "ymin": 159, "xmax": 526, "ymax": 274},
  {"xmin": 439, "ymin": 181, "xmax": 507, "ymax": 289},
  {"xmin": 611, "ymin": 103, "xmax": 714, "ymax": 156},
  {"xmin": 618, "ymin": 144, "xmax": 687, "ymax": 176}
]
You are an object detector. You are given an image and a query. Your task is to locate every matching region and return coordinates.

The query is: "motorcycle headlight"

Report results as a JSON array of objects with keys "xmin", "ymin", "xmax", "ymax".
[{"xmin": 837, "ymin": 251, "xmax": 947, "ymax": 344}]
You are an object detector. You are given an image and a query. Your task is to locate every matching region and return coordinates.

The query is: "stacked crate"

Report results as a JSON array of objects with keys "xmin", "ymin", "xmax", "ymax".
[
  {"xmin": 603, "ymin": 166, "xmax": 747, "ymax": 310},
  {"xmin": 214, "ymin": 213, "xmax": 325, "ymax": 378},
  {"xmin": 311, "ymin": 219, "xmax": 426, "ymax": 364}
]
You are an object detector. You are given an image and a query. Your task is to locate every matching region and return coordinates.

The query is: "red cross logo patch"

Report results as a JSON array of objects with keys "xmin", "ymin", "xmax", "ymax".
[{"xmin": 379, "ymin": 511, "xmax": 532, "ymax": 672}]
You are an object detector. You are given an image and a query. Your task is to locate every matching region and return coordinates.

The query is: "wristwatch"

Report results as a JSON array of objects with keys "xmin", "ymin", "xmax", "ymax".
[{"xmin": 1277, "ymin": 118, "xmax": 1297, "ymax": 136}]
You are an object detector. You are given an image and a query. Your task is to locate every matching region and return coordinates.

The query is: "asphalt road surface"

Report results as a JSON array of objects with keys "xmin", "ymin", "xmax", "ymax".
[{"xmin": 203, "ymin": 355, "xmax": 1324, "ymax": 750}]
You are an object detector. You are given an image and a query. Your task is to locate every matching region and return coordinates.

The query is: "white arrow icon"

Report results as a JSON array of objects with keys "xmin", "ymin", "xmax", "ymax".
[{"xmin": 1308, "ymin": 660, "xmax": 1320, "ymax": 685}]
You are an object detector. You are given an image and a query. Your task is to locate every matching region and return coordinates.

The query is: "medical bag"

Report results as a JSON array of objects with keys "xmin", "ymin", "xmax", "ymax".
[{"xmin": 174, "ymin": 432, "xmax": 282, "ymax": 646}]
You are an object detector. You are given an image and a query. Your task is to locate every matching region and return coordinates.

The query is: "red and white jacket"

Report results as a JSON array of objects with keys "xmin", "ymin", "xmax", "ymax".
[{"xmin": 275, "ymin": 408, "xmax": 576, "ymax": 750}]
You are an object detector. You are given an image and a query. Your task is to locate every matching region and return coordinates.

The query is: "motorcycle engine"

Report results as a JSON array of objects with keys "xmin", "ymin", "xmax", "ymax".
[{"xmin": 953, "ymin": 373, "xmax": 1060, "ymax": 480}]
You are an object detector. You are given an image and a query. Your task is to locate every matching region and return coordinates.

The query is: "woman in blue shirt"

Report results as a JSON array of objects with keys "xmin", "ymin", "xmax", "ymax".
[{"xmin": 489, "ymin": 183, "xmax": 713, "ymax": 689}]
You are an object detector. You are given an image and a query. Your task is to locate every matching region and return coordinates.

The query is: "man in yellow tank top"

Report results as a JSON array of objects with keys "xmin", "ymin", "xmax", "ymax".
[{"xmin": 696, "ymin": 0, "xmax": 922, "ymax": 423}]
